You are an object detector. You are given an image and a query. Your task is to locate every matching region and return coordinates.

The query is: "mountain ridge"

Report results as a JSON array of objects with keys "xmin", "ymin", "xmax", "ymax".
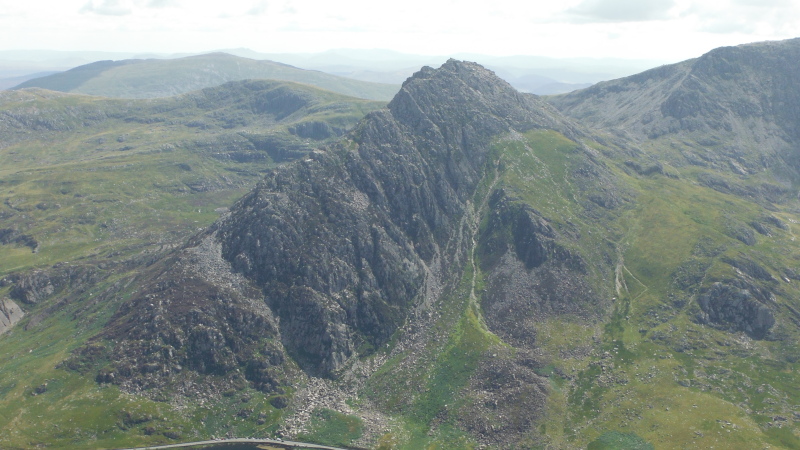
[
  {"xmin": 549, "ymin": 38, "xmax": 800, "ymax": 175},
  {"xmin": 91, "ymin": 59, "xmax": 582, "ymax": 384}
]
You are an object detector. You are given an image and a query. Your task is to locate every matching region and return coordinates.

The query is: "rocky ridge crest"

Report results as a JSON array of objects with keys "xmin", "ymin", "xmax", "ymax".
[{"xmin": 92, "ymin": 60, "xmax": 585, "ymax": 391}]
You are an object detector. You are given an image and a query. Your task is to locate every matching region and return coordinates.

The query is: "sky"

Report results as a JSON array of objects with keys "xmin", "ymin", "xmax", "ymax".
[{"xmin": 1, "ymin": 0, "xmax": 799, "ymax": 62}]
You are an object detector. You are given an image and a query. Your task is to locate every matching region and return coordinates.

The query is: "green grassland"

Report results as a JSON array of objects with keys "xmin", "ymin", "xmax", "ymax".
[{"xmin": 296, "ymin": 408, "xmax": 365, "ymax": 448}]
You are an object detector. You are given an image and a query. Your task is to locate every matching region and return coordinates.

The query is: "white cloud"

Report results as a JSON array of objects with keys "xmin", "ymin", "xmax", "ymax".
[
  {"xmin": 679, "ymin": 0, "xmax": 800, "ymax": 36},
  {"xmin": 147, "ymin": 0, "xmax": 179, "ymax": 8},
  {"xmin": 731, "ymin": 0, "xmax": 793, "ymax": 6},
  {"xmin": 246, "ymin": 1, "xmax": 268, "ymax": 16},
  {"xmin": 565, "ymin": 0, "xmax": 677, "ymax": 22},
  {"xmin": 0, "ymin": 0, "xmax": 798, "ymax": 61},
  {"xmin": 80, "ymin": 0, "xmax": 132, "ymax": 16}
]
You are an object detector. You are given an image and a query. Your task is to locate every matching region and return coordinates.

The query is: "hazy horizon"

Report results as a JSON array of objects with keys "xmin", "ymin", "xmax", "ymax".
[{"xmin": 0, "ymin": 45, "xmax": 683, "ymax": 95}]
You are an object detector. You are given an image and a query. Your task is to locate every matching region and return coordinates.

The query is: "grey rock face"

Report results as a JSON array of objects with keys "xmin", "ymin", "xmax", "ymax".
[
  {"xmin": 0, "ymin": 298, "xmax": 24, "ymax": 335},
  {"xmin": 93, "ymin": 59, "xmax": 580, "ymax": 387},
  {"xmin": 7, "ymin": 265, "xmax": 99, "ymax": 306},
  {"xmin": 213, "ymin": 59, "xmax": 574, "ymax": 375},
  {"xmin": 93, "ymin": 235, "xmax": 291, "ymax": 394},
  {"xmin": 697, "ymin": 281, "xmax": 775, "ymax": 339},
  {"xmin": 9, "ymin": 270, "xmax": 54, "ymax": 305},
  {"xmin": 458, "ymin": 349, "xmax": 549, "ymax": 448},
  {"xmin": 478, "ymin": 190, "xmax": 598, "ymax": 347}
]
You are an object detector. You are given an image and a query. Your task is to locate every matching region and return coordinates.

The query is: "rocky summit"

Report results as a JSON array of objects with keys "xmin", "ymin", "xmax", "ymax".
[
  {"xmin": 5, "ymin": 40, "xmax": 800, "ymax": 449},
  {"xmin": 91, "ymin": 59, "xmax": 585, "ymax": 385}
]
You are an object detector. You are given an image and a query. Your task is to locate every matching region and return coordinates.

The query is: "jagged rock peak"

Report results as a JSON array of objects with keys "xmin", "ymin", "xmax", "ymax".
[
  {"xmin": 208, "ymin": 59, "xmax": 573, "ymax": 377},
  {"xmin": 400, "ymin": 59, "xmax": 508, "ymax": 88},
  {"xmin": 389, "ymin": 59, "xmax": 569, "ymax": 141},
  {"xmin": 86, "ymin": 56, "xmax": 581, "ymax": 390},
  {"xmin": 394, "ymin": 59, "xmax": 527, "ymax": 112}
]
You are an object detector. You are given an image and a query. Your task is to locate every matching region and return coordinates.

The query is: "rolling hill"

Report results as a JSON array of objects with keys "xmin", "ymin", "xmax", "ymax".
[{"xmin": 12, "ymin": 53, "xmax": 400, "ymax": 101}]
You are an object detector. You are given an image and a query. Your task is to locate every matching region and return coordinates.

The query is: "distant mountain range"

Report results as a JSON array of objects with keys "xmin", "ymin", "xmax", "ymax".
[
  {"xmin": 11, "ymin": 53, "xmax": 399, "ymax": 101},
  {"xmin": 2, "ymin": 48, "xmax": 668, "ymax": 96},
  {"xmin": 210, "ymin": 47, "xmax": 667, "ymax": 90}
]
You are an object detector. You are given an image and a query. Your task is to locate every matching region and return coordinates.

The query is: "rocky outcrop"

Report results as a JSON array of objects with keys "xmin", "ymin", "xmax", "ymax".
[
  {"xmin": 93, "ymin": 235, "xmax": 293, "ymax": 394},
  {"xmin": 697, "ymin": 281, "xmax": 776, "ymax": 339},
  {"xmin": 478, "ymin": 190, "xmax": 598, "ymax": 347},
  {"xmin": 289, "ymin": 121, "xmax": 345, "ymax": 140},
  {"xmin": 457, "ymin": 349, "xmax": 549, "ymax": 448},
  {"xmin": 0, "ymin": 298, "xmax": 24, "ymax": 335},
  {"xmin": 9, "ymin": 270, "xmax": 54, "ymax": 305},
  {"xmin": 6, "ymin": 265, "xmax": 99, "ymax": 305},
  {"xmin": 0, "ymin": 228, "xmax": 38, "ymax": 252}
]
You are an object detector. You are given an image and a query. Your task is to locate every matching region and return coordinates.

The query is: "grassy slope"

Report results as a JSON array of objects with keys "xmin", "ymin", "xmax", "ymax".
[
  {"xmin": 515, "ymin": 131, "xmax": 800, "ymax": 449},
  {"xmin": 0, "ymin": 85, "xmax": 382, "ymax": 448}
]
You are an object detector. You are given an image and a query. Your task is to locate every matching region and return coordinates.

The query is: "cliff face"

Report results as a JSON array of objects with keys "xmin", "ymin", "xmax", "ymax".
[{"xmin": 214, "ymin": 60, "xmax": 579, "ymax": 374}]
